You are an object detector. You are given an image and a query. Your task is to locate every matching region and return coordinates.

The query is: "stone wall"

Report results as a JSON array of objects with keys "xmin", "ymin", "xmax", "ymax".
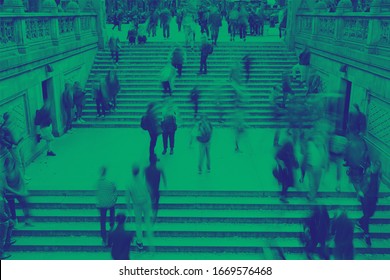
[
  {"xmin": 291, "ymin": 4, "xmax": 390, "ymax": 182},
  {"xmin": 0, "ymin": 12, "xmax": 98, "ymax": 165}
]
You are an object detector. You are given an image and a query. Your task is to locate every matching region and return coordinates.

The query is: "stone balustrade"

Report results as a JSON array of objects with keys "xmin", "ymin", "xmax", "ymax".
[
  {"xmin": 295, "ymin": 12, "xmax": 390, "ymax": 56},
  {"xmin": 0, "ymin": 13, "xmax": 97, "ymax": 55}
]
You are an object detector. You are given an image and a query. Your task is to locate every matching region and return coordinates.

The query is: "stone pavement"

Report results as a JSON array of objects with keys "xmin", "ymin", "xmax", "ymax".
[{"xmin": 26, "ymin": 127, "xmax": 358, "ymax": 194}]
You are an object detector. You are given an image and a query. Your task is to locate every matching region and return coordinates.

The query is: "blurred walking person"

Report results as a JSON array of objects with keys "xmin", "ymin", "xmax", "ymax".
[
  {"xmin": 229, "ymin": 6, "xmax": 239, "ymax": 41},
  {"xmin": 199, "ymin": 35, "xmax": 214, "ymax": 75},
  {"xmin": 161, "ymin": 99, "xmax": 178, "ymax": 155},
  {"xmin": 160, "ymin": 7, "xmax": 172, "ymax": 39},
  {"xmin": 160, "ymin": 63, "xmax": 176, "ymax": 95},
  {"xmin": 145, "ymin": 154, "xmax": 167, "ymax": 223},
  {"xmin": 92, "ymin": 80, "xmax": 106, "ymax": 118},
  {"xmin": 209, "ymin": 7, "xmax": 222, "ymax": 46},
  {"xmin": 35, "ymin": 101, "xmax": 56, "ymax": 156},
  {"xmin": 196, "ymin": 115, "xmax": 213, "ymax": 174},
  {"xmin": 141, "ymin": 102, "xmax": 162, "ymax": 159},
  {"xmin": 356, "ymin": 160, "xmax": 386, "ymax": 246},
  {"xmin": 108, "ymin": 35, "xmax": 121, "ymax": 64},
  {"xmin": 108, "ymin": 213, "xmax": 134, "ymax": 259},
  {"xmin": 302, "ymin": 205, "xmax": 330, "ymax": 259},
  {"xmin": 238, "ymin": 5, "xmax": 249, "ymax": 41},
  {"xmin": 95, "ymin": 166, "xmax": 117, "ymax": 246},
  {"xmin": 73, "ymin": 81, "xmax": 86, "ymax": 123},
  {"xmin": 331, "ymin": 209, "xmax": 355, "ymax": 260},
  {"xmin": 190, "ymin": 85, "xmax": 200, "ymax": 118},
  {"xmin": 273, "ymin": 130, "xmax": 298, "ymax": 203},
  {"xmin": 3, "ymin": 157, "xmax": 31, "ymax": 226},
  {"xmin": 126, "ymin": 165, "xmax": 153, "ymax": 251},
  {"xmin": 170, "ymin": 45, "xmax": 187, "ymax": 78},
  {"xmin": 106, "ymin": 69, "xmax": 121, "ymax": 111},
  {"xmin": 62, "ymin": 82, "xmax": 74, "ymax": 133},
  {"xmin": 0, "ymin": 194, "xmax": 14, "ymax": 260}
]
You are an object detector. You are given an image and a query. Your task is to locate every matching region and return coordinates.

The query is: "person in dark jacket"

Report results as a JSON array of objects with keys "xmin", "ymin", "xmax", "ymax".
[
  {"xmin": 160, "ymin": 7, "xmax": 171, "ymax": 39},
  {"xmin": 303, "ymin": 205, "xmax": 330, "ymax": 259},
  {"xmin": 238, "ymin": 6, "xmax": 249, "ymax": 41},
  {"xmin": 281, "ymin": 72, "xmax": 294, "ymax": 108},
  {"xmin": 357, "ymin": 160, "xmax": 384, "ymax": 246},
  {"xmin": 73, "ymin": 81, "xmax": 86, "ymax": 123},
  {"xmin": 348, "ymin": 104, "xmax": 367, "ymax": 136},
  {"xmin": 170, "ymin": 45, "xmax": 186, "ymax": 78},
  {"xmin": 344, "ymin": 133, "xmax": 369, "ymax": 198},
  {"xmin": 106, "ymin": 69, "xmax": 121, "ymax": 111},
  {"xmin": 199, "ymin": 36, "xmax": 213, "ymax": 75},
  {"xmin": 161, "ymin": 100, "xmax": 178, "ymax": 155},
  {"xmin": 209, "ymin": 7, "xmax": 222, "ymax": 46},
  {"xmin": 62, "ymin": 82, "xmax": 73, "ymax": 133},
  {"xmin": 35, "ymin": 101, "xmax": 55, "ymax": 156},
  {"xmin": 198, "ymin": 6, "xmax": 209, "ymax": 37},
  {"xmin": 144, "ymin": 102, "xmax": 162, "ymax": 159},
  {"xmin": 273, "ymin": 130, "xmax": 298, "ymax": 203},
  {"xmin": 331, "ymin": 209, "xmax": 355, "ymax": 260},
  {"xmin": 92, "ymin": 80, "xmax": 107, "ymax": 118},
  {"xmin": 190, "ymin": 86, "xmax": 200, "ymax": 118},
  {"xmin": 108, "ymin": 213, "xmax": 134, "ymax": 260},
  {"xmin": 145, "ymin": 154, "xmax": 167, "ymax": 223},
  {"xmin": 108, "ymin": 36, "xmax": 121, "ymax": 63}
]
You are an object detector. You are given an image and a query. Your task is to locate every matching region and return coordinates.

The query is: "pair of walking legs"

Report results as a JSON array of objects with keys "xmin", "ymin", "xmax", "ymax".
[
  {"xmin": 98, "ymin": 206, "xmax": 115, "ymax": 244},
  {"xmin": 198, "ymin": 142, "xmax": 211, "ymax": 173}
]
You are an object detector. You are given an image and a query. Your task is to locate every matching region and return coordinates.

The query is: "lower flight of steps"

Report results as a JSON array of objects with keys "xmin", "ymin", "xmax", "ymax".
[
  {"xmin": 9, "ymin": 190, "xmax": 390, "ymax": 260},
  {"xmin": 74, "ymin": 42, "xmax": 310, "ymax": 129}
]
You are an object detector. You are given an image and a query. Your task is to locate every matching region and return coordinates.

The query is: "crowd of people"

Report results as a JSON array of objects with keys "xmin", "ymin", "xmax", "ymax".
[{"xmin": 0, "ymin": 0, "xmax": 386, "ymax": 261}]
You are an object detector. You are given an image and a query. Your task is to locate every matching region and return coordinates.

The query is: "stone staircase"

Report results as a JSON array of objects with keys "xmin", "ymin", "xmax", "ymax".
[
  {"xmin": 74, "ymin": 42, "xmax": 309, "ymax": 129},
  {"xmin": 9, "ymin": 190, "xmax": 390, "ymax": 260}
]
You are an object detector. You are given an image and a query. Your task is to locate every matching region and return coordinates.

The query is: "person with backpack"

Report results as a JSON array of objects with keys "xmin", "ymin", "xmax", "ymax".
[
  {"xmin": 196, "ymin": 115, "xmax": 213, "ymax": 174},
  {"xmin": 160, "ymin": 7, "xmax": 172, "ymax": 39},
  {"xmin": 141, "ymin": 102, "xmax": 162, "ymax": 159},
  {"xmin": 161, "ymin": 99, "xmax": 178, "ymax": 155},
  {"xmin": 105, "ymin": 69, "xmax": 121, "ymax": 112},
  {"xmin": 170, "ymin": 44, "xmax": 187, "ymax": 78},
  {"xmin": 198, "ymin": 35, "xmax": 213, "ymax": 75}
]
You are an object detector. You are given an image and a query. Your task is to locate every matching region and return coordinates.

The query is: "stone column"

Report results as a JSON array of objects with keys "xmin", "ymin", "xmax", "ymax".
[
  {"xmin": 366, "ymin": 18, "xmax": 381, "ymax": 54},
  {"xmin": 15, "ymin": 17, "xmax": 27, "ymax": 53},
  {"xmin": 285, "ymin": 0, "xmax": 303, "ymax": 51},
  {"xmin": 92, "ymin": 0, "xmax": 108, "ymax": 50},
  {"xmin": 2, "ymin": 0, "xmax": 26, "ymax": 12}
]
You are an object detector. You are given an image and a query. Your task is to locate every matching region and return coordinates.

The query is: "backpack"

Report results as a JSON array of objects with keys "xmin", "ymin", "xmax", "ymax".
[
  {"xmin": 208, "ymin": 44, "xmax": 214, "ymax": 55},
  {"xmin": 141, "ymin": 115, "xmax": 149, "ymax": 130},
  {"xmin": 197, "ymin": 121, "xmax": 212, "ymax": 143}
]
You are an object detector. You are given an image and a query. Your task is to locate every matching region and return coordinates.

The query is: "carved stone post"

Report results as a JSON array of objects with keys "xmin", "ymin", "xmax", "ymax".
[
  {"xmin": 370, "ymin": 0, "xmax": 383, "ymax": 13},
  {"xmin": 366, "ymin": 18, "xmax": 381, "ymax": 54},
  {"xmin": 41, "ymin": 0, "xmax": 58, "ymax": 13},
  {"xmin": 15, "ymin": 17, "xmax": 27, "ymax": 53},
  {"xmin": 66, "ymin": 1, "xmax": 80, "ymax": 40}
]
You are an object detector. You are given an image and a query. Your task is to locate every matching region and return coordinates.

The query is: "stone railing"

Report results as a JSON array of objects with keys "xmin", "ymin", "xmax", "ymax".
[
  {"xmin": 295, "ymin": 12, "xmax": 390, "ymax": 56},
  {"xmin": 0, "ymin": 13, "xmax": 97, "ymax": 54}
]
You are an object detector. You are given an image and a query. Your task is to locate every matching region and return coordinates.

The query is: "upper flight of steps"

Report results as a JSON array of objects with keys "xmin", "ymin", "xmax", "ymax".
[
  {"xmin": 75, "ymin": 42, "xmax": 306, "ymax": 129},
  {"xmin": 9, "ymin": 190, "xmax": 390, "ymax": 260}
]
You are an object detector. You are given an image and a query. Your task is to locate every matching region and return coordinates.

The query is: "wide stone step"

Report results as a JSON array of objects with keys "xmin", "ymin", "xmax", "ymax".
[
  {"xmin": 9, "ymin": 236, "xmax": 390, "ymax": 254},
  {"xmin": 8, "ymin": 251, "xmax": 390, "ymax": 260},
  {"xmin": 19, "ymin": 195, "xmax": 390, "ymax": 210},
  {"xmin": 12, "ymin": 222, "xmax": 390, "ymax": 239},
  {"xmin": 17, "ymin": 208, "xmax": 390, "ymax": 224}
]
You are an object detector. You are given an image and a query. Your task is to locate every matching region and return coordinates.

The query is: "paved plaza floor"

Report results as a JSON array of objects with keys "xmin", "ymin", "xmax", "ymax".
[{"xmin": 26, "ymin": 127, "xmax": 359, "ymax": 194}]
